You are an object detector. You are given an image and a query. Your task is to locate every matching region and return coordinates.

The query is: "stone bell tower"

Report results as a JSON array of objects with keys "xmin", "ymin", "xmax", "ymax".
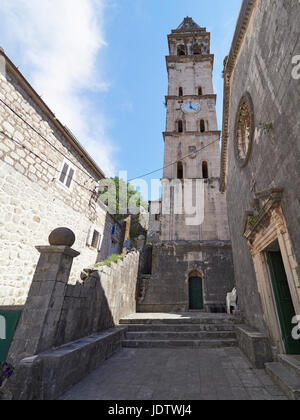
[
  {"xmin": 161, "ymin": 17, "xmax": 228, "ymax": 242},
  {"xmin": 143, "ymin": 18, "xmax": 234, "ymax": 313}
]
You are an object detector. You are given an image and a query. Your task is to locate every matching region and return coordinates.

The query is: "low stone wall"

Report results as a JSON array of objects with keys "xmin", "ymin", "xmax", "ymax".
[
  {"xmin": 236, "ymin": 324, "xmax": 273, "ymax": 369},
  {"xmin": 55, "ymin": 251, "xmax": 140, "ymax": 346},
  {"xmin": 10, "ymin": 328, "xmax": 127, "ymax": 401},
  {"xmin": 6, "ymin": 239, "xmax": 140, "ymax": 400}
]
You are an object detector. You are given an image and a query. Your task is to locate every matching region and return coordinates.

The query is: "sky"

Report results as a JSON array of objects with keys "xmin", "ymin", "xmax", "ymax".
[{"xmin": 0, "ymin": 0, "xmax": 242, "ymax": 198}]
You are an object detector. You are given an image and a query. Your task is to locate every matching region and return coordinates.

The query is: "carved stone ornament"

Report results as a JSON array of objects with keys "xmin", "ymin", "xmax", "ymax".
[{"xmin": 234, "ymin": 92, "xmax": 255, "ymax": 168}]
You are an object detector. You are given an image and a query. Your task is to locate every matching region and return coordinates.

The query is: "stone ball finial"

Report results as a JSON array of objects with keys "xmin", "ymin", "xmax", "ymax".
[{"xmin": 48, "ymin": 227, "xmax": 75, "ymax": 247}]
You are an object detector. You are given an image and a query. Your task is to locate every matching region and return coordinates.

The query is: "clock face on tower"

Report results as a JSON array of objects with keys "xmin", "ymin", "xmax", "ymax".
[{"xmin": 182, "ymin": 101, "xmax": 199, "ymax": 113}]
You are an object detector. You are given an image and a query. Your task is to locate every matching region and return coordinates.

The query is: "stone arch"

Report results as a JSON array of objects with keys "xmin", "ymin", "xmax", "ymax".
[
  {"xmin": 193, "ymin": 44, "xmax": 202, "ymax": 55},
  {"xmin": 189, "ymin": 269, "xmax": 202, "ymax": 278},
  {"xmin": 200, "ymin": 119, "xmax": 205, "ymax": 133},
  {"xmin": 202, "ymin": 161, "xmax": 208, "ymax": 179},
  {"xmin": 177, "ymin": 119, "xmax": 184, "ymax": 133},
  {"xmin": 177, "ymin": 161, "xmax": 184, "ymax": 179},
  {"xmin": 177, "ymin": 44, "xmax": 186, "ymax": 56}
]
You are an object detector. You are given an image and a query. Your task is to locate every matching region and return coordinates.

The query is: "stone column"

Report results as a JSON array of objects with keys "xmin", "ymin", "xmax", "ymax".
[{"xmin": 8, "ymin": 228, "xmax": 80, "ymax": 365}]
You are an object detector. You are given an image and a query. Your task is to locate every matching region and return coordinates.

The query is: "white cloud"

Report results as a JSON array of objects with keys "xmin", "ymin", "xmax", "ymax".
[{"xmin": 0, "ymin": 0, "xmax": 116, "ymax": 176}]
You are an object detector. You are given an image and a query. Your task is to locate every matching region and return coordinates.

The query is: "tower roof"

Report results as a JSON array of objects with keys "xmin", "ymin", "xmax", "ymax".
[{"xmin": 176, "ymin": 17, "xmax": 201, "ymax": 32}]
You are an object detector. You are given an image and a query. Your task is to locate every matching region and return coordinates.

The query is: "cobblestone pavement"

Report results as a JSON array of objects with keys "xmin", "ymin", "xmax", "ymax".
[{"xmin": 60, "ymin": 347, "xmax": 287, "ymax": 400}]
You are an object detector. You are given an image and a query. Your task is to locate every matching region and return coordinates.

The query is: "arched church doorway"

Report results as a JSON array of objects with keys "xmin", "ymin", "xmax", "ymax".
[{"xmin": 189, "ymin": 272, "xmax": 203, "ymax": 310}]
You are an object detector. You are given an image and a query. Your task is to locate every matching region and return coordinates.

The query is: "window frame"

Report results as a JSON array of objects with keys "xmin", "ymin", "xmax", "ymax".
[
  {"xmin": 87, "ymin": 225, "xmax": 102, "ymax": 251},
  {"xmin": 91, "ymin": 229, "xmax": 101, "ymax": 249},
  {"xmin": 57, "ymin": 158, "xmax": 76, "ymax": 192}
]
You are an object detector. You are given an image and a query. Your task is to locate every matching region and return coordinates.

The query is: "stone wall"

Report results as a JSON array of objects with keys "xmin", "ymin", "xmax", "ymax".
[
  {"xmin": 54, "ymin": 251, "xmax": 140, "ymax": 347},
  {"xmin": 6, "ymin": 239, "xmax": 140, "ymax": 400},
  {"xmin": 138, "ymin": 241, "xmax": 234, "ymax": 313},
  {"xmin": 0, "ymin": 51, "xmax": 124, "ymax": 306},
  {"xmin": 160, "ymin": 180, "xmax": 230, "ymax": 242},
  {"xmin": 147, "ymin": 201, "xmax": 161, "ymax": 243},
  {"xmin": 224, "ymin": 0, "xmax": 300, "ymax": 331}
]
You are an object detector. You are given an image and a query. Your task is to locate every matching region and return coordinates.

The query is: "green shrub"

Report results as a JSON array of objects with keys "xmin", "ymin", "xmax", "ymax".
[{"xmin": 94, "ymin": 254, "xmax": 125, "ymax": 268}]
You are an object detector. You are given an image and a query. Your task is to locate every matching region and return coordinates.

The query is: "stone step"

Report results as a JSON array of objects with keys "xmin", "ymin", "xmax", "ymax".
[
  {"xmin": 122, "ymin": 338, "xmax": 238, "ymax": 349},
  {"xmin": 265, "ymin": 362, "xmax": 300, "ymax": 400},
  {"xmin": 120, "ymin": 317, "xmax": 236, "ymax": 326},
  {"xmin": 125, "ymin": 331, "xmax": 236, "ymax": 340},
  {"xmin": 278, "ymin": 355, "xmax": 300, "ymax": 378},
  {"xmin": 126, "ymin": 324, "xmax": 236, "ymax": 332}
]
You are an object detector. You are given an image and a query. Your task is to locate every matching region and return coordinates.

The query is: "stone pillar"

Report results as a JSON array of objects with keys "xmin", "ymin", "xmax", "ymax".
[{"xmin": 8, "ymin": 228, "xmax": 80, "ymax": 365}]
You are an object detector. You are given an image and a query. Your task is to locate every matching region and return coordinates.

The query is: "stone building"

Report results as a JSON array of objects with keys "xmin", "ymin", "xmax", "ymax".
[
  {"xmin": 143, "ymin": 18, "xmax": 234, "ymax": 313},
  {"xmin": 0, "ymin": 48, "xmax": 124, "ymax": 306},
  {"xmin": 221, "ymin": 0, "xmax": 300, "ymax": 356},
  {"xmin": 147, "ymin": 200, "xmax": 161, "ymax": 244}
]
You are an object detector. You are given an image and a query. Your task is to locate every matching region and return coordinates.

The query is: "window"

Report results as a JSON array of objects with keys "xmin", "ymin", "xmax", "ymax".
[
  {"xmin": 177, "ymin": 162, "xmax": 183, "ymax": 179},
  {"xmin": 177, "ymin": 45, "xmax": 186, "ymax": 56},
  {"xmin": 179, "ymin": 87, "xmax": 183, "ymax": 97},
  {"xmin": 202, "ymin": 162, "xmax": 208, "ymax": 179},
  {"xmin": 87, "ymin": 226, "xmax": 101, "ymax": 250},
  {"xmin": 91, "ymin": 230, "xmax": 100, "ymax": 249},
  {"xmin": 193, "ymin": 44, "xmax": 202, "ymax": 55},
  {"xmin": 178, "ymin": 120, "xmax": 183, "ymax": 133},
  {"xmin": 112, "ymin": 224, "xmax": 116, "ymax": 235},
  {"xmin": 198, "ymin": 87, "xmax": 203, "ymax": 96},
  {"xmin": 58, "ymin": 159, "xmax": 75, "ymax": 189},
  {"xmin": 155, "ymin": 214, "xmax": 160, "ymax": 221},
  {"xmin": 200, "ymin": 120, "xmax": 205, "ymax": 133}
]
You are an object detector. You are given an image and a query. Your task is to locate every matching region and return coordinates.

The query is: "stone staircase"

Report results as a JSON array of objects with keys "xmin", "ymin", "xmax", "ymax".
[
  {"xmin": 265, "ymin": 355, "xmax": 300, "ymax": 400},
  {"xmin": 119, "ymin": 313, "xmax": 238, "ymax": 349}
]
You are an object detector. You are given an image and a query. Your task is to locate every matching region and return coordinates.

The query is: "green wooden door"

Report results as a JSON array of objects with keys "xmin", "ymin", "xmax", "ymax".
[
  {"xmin": 266, "ymin": 252, "xmax": 300, "ymax": 355},
  {"xmin": 0, "ymin": 311, "xmax": 22, "ymax": 362},
  {"xmin": 189, "ymin": 277, "xmax": 203, "ymax": 310}
]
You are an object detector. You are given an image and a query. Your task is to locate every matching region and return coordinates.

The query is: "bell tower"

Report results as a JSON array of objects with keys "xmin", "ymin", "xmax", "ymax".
[
  {"xmin": 161, "ymin": 17, "xmax": 228, "ymax": 242},
  {"xmin": 144, "ymin": 18, "xmax": 234, "ymax": 314}
]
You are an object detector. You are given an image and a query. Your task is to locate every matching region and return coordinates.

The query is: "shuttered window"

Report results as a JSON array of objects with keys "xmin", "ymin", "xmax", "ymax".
[
  {"xmin": 58, "ymin": 160, "xmax": 75, "ymax": 189},
  {"xmin": 59, "ymin": 163, "xmax": 69, "ymax": 184},
  {"xmin": 91, "ymin": 230, "xmax": 100, "ymax": 249}
]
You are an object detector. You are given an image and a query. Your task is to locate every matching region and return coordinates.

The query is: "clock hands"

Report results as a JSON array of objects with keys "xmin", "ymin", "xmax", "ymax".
[
  {"xmin": 183, "ymin": 102, "xmax": 198, "ymax": 112},
  {"xmin": 189, "ymin": 102, "xmax": 197, "ymax": 111}
]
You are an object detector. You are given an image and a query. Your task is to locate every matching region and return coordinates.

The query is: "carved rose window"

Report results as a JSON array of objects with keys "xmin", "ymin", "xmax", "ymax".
[{"xmin": 234, "ymin": 93, "xmax": 254, "ymax": 167}]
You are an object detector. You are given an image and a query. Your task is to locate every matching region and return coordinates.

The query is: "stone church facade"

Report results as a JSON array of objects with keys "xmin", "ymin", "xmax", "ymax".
[
  {"xmin": 221, "ymin": 0, "xmax": 300, "ymax": 356},
  {"xmin": 0, "ymin": 48, "xmax": 124, "ymax": 306},
  {"xmin": 143, "ymin": 18, "xmax": 234, "ymax": 313}
]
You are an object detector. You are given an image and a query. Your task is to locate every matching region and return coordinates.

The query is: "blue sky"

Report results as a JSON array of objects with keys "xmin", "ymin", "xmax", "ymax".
[{"xmin": 0, "ymin": 0, "xmax": 242, "ymax": 194}]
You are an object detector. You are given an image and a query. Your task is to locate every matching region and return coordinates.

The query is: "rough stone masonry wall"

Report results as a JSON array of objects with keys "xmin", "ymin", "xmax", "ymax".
[
  {"xmin": 6, "ymin": 247, "xmax": 139, "ymax": 400},
  {"xmin": 225, "ymin": 0, "xmax": 300, "ymax": 332},
  {"xmin": 139, "ymin": 241, "xmax": 234, "ymax": 313},
  {"xmin": 54, "ymin": 251, "xmax": 140, "ymax": 347},
  {"xmin": 0, "ymin": 59, "xmax": 123, "ymax": 306}
]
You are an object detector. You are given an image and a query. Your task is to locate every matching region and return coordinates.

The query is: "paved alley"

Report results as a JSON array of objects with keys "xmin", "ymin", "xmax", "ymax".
[{"xmin": 60, "ymin": 347, "xmax": 287, "ymax": 401}]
